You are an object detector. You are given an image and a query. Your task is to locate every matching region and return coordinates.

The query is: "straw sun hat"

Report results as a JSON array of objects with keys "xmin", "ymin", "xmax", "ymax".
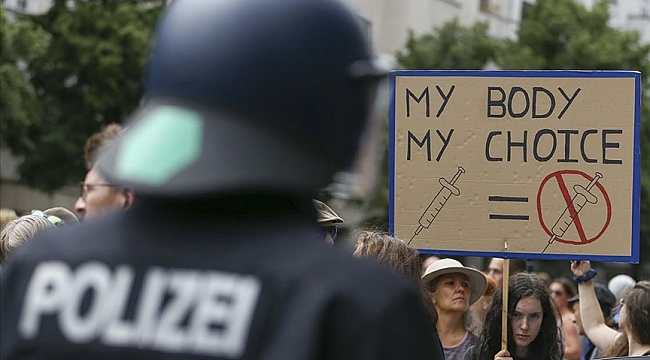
[{"xmin": 421, "ymin": 258, "xmax": 488, "ymax": 305}]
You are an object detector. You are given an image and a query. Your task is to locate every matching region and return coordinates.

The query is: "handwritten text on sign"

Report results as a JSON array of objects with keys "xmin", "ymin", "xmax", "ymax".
[{"xmin": 391, "ymin": 72, "xmax": 639, "ymax": 261}]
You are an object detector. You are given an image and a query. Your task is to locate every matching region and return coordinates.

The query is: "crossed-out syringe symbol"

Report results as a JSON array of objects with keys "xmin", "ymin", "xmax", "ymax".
[
  {"xmin": 408, "ymin": 166, "xmax": 465, "ymax": 244},
  {"xmin": 541, "ymin": 172, "xmax": 603, "ymax": 253}
]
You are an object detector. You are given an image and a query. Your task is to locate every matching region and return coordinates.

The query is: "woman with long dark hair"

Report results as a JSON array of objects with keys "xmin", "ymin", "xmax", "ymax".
[{"xmin": 464, "ymin": 273, "xmax": 563, "ymax": 360}]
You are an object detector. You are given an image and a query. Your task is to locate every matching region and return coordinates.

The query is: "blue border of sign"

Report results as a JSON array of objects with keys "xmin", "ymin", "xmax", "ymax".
[{"xmin": 388, "ymin": 70, "xmax": 641, "ymax": 263}]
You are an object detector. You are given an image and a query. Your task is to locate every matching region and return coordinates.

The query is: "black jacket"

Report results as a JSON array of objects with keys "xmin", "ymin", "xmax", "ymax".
[{"xmin": 1, "ymin": 198, "xmax": 444, "ymax": 360}]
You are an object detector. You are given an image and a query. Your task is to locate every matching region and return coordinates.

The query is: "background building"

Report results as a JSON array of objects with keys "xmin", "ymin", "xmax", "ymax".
[
  {"xmin": 344, "ymin": 0, "xmax": 650, "ymax": 62},
  {"xmin": 1, "ymin": 0, "xmax": 51, "ymax": 15}
]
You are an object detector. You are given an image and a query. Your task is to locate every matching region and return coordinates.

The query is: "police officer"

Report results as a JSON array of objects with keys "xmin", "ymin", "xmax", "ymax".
[{"xmin": 0, "ymin": 0, "xmax": 444, "ymax": 359}]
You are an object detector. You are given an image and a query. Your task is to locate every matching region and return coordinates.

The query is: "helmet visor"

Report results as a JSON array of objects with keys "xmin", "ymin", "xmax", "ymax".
[{"xmin": 326, "ymin": 74, "xmax": 388, "ymax": 200}]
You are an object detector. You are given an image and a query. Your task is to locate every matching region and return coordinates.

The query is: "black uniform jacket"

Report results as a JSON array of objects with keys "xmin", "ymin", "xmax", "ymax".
[{"xmin": 1, "ymin": 200, "xmax": 444, "ymax": 360}]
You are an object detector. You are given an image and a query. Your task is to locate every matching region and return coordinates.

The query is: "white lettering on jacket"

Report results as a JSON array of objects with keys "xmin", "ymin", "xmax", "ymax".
[{"xmin": 18, "ymin": 261, "xmax": 261, "ymax": 358}]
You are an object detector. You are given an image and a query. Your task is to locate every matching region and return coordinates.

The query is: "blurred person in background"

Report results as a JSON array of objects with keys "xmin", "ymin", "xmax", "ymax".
[
  {"xmin": 464, "ymin": 273, "xmax": 563, "ymax": 360},
  {"xmin": 75, "ymin": 123, "xmax": 135, "ymax": 220},
  {"xmin": 470, "ymin": 273, "xmax": 498, "ymax": 330},
  {"xmin": 353, "ymin": 230, "xmax": 444, "ymax": 359},
  {"xmin": 571, "ymin": 261, "xmax": 650, "ymax": 357},
  {"xmin": 609, "ymin": 274, "xmax": 637, "ymax": 302},
  {"xmin": 567, "ymin": 282, "xmax": 616, "ymax": 360},
  {"xmin": 535, "ymin": 271, "xmax": 552, "ymax": 286},
  {"xmin": 0, "ymin": 0, "xmax": 442, "ymax": 359},
  {"xmin": 353, "ymin": 231, "xmax": 422, "ymax": 283},
  {"xmin": 422, "ymin": 254, "xmax": 441, "ymax": 275},
  {"xmin": 487, "ymin": 257, "xmax": 527, "ymax": 285},
  {"xmin": 608, "ymin": 274, "xmax": 637, "ymax": 327},
  {"xmin": 550, "ymin": 277, "xmax": 581, "ymax": 360},
  {"xmin": 0, "ymin": 208, "xmax": 18, "ymax": 231},
  {"xmin": 313, "ymin": 199, "xmax": 343, "ymax": 244},
  {"xmin": 0, "ymin": 210, "xmax": 65, "ymax": 262},
  {"xmin": 422, "ymin": 258, "xmax": 487, "ymax": 360}
]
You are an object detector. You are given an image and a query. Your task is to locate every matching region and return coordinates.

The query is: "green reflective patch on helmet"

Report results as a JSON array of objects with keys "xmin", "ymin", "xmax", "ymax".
[{"xmin": 115, "ymin": 106, "xmax": 203, "ymax": 185}]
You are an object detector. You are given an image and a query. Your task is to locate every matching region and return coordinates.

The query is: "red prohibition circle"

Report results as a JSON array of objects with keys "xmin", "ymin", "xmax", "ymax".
[{"xmin": 536, "ymin": 170, "xmax": 612, "ymax": 245}]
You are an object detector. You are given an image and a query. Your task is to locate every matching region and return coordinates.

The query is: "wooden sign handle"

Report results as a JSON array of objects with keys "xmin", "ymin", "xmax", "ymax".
[{"xmin": 501, "ymin": 258, "xmax": 510, "ymax": 351}]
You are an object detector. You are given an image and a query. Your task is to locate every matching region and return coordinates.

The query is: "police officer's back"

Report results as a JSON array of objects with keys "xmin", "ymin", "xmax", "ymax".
[{"xmin": 0, "ymin": 0, "xmax": 444, "ymax": 359}]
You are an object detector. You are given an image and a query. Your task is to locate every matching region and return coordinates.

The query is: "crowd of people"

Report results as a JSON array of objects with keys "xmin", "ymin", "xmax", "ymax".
[
  {"xmin": 349, "ymin": 230, "xmax": 650, "ymax": 360},
  {"xmin": 2, "ymin": 198, "xmax": 648, "ymax": 360},
  {"xmin": 3, "ymin": 177, "xmax": 647, "ymax": 360},
  {"xmin": 0, "ymin": 0, "xmax": 648, "ymax": 359}
]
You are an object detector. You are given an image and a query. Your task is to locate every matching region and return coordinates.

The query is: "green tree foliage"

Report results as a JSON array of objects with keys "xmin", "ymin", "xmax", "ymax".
[
  {"xmin": 394, "ymin": 0, "xmax": 650, "ymax": 255},
  {"xmin": 0, "ymin": 8, "xmax": 50, "ymax": 160},
  {"xmin": 397, "ymin": 19, "xmax": 499, "ymax": 70},
  {"xmin": 500, "ymin": 0, "xmax": 650, "ymax": 72},
  {"xmin": 498, "ymin": 0, "xmax": 650, "ymax": 259},
  {"xmin": 1, "ymin": 1, "xmax": 165, "ymax": 192}
]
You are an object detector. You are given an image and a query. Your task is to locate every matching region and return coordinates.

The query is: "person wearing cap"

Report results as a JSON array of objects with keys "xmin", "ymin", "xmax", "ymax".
[
  {"xmin": 568, "ymin": 283, "xmax": 616, "ymax": 360},
  {"xmin": 0, "ymin": 0, "xmax": 442, "ymax": 359},
  {"xmin": 313, "ymin": 199, "xmax": 343, "ymax": 244},
  {"xmin": 422, "ymin": 258, "xmax": 487, "ymax": 360}
]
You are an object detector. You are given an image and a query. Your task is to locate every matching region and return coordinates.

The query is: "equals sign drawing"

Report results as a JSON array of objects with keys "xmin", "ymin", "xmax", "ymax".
[{"xmin": 488, "ymin": 196, "xmax": 529, "ymax": 220}]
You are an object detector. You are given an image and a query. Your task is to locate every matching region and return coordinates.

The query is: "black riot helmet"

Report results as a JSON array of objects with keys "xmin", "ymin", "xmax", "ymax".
[{"xmin": 97, "ymin": 0, "xmax": 388, "ymax": 198}]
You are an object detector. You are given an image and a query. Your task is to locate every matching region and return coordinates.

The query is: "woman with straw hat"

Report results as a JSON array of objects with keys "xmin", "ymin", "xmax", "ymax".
[{"xmin": 422, "ymin": 258, "xmax": 488, "ymax": 360}]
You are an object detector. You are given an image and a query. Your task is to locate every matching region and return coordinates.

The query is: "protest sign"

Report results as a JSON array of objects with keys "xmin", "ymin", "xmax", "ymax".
[{"xmin": 389, "ymin": 70, "xmax": 641, "ymax": 262}]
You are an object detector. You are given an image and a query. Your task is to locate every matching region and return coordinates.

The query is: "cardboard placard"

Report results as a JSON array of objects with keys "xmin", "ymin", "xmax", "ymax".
[{"xmin": 389, "ymin": 71, "xmax": 641, "ymax": 262}]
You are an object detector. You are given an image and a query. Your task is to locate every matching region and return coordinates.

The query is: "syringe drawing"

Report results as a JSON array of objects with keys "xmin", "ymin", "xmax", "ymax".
[
  {"xmin": 541, "ymin": 172, "xmax": 603, "ymax": 253},
  {"xmin": 408, "ymin": 166, "xmax": 465, "ymax": 244}
]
